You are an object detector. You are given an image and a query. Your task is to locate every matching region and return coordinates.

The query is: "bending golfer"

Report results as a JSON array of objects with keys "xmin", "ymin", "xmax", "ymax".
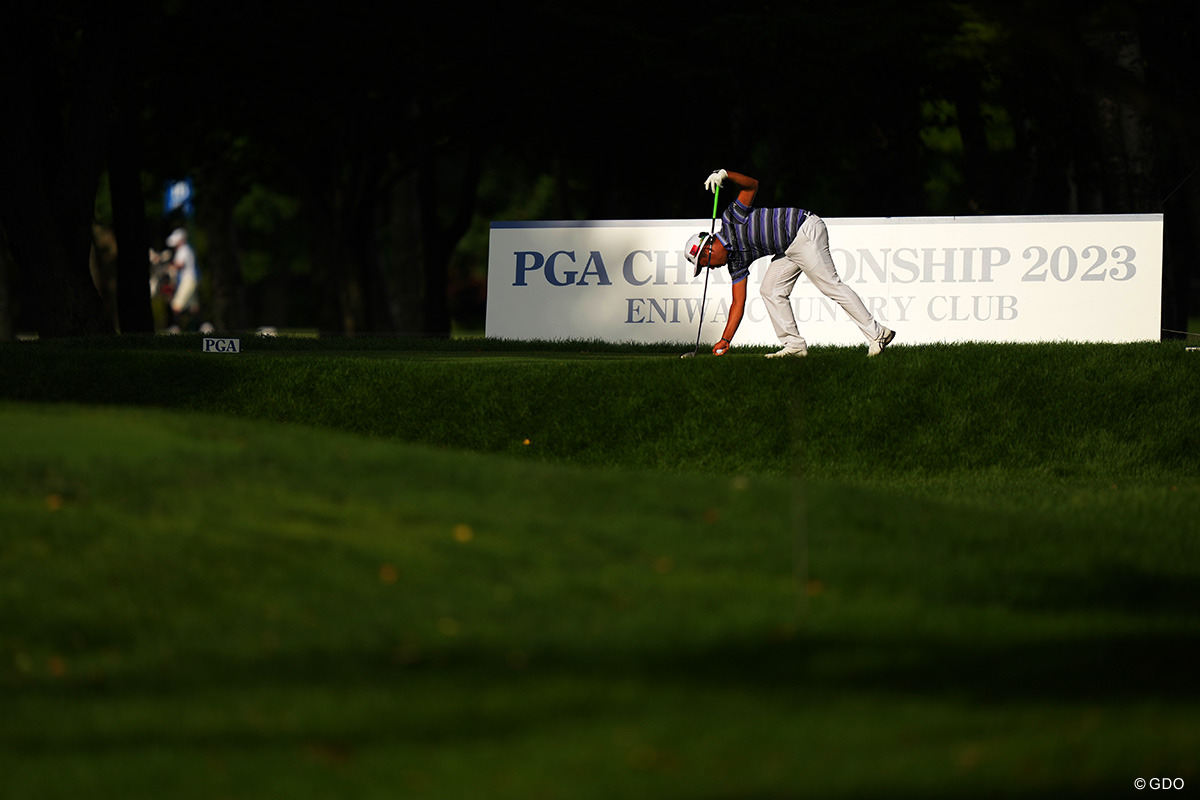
[{"xmin": 684, "ymin": 169, "xmax": 895, "ymax": 358}]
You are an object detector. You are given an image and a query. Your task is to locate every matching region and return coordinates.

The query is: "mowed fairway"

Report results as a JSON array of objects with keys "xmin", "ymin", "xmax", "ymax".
[{"xmin": 2, "ymin": 336, "xmax": 1199, "ymax": 798}]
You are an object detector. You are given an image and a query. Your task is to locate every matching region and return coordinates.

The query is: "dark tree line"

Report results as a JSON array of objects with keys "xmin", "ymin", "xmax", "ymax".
[{"xmin": 1, "ymin": 0, "xmax": 1198, "ymax": 339}]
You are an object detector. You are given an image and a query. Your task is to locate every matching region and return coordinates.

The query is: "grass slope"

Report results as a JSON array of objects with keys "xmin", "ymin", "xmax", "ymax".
[
  {"xmin": 3, "ymin": 336, "xmax": 1198, "ymax": 478},
  {"xmin": 1, "ymin": 336, "xmax": 1198, "ymax": 798}
]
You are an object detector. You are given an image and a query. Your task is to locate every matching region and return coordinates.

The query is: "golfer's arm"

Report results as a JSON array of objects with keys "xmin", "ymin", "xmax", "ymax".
[
  {"xmin": 720, "ymin": 279, "xmax": 748, "ymax": 343},
  {"xmin": 724, "ymin": 172, "xmax": 758, "ymax": 206}
]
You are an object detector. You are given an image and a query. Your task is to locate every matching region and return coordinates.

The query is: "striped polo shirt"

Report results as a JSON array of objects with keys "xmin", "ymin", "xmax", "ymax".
[{"xmin": 714, "ymin": 199, "xmax": 808, "ymax": 284}]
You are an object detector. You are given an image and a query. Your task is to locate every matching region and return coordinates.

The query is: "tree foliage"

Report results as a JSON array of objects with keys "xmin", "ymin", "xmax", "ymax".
[{"xmin": 0, "ymin": 0, "xmax": 1197, "ymax": 338}]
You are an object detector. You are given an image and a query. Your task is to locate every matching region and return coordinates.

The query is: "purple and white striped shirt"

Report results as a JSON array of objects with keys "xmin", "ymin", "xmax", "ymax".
[{"xmin": 715, "ymin": 199, "xmax": 808, "ymax": 284}]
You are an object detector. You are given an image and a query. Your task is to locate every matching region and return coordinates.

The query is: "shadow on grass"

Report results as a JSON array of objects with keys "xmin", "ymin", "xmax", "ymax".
[
  {"xmin": 7, "ymin": 630, "xmax": 1190, "ymax": 800},
  {"xmin": 986, "ymin": 564, "xmax": 1200, "ymax": 620},
  {"xmin": 685, "ymin": 630, "xmax": 1200, "ymax": 704},
  {"xmin": 14, "ymin": 627, "xmax": 1198, "ymax": 711}
]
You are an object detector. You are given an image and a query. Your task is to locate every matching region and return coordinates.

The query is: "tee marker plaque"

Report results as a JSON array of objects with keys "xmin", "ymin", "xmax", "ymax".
[{"xmin": 202, "ymin": 337, "xmax": 241, "ymax": 353}]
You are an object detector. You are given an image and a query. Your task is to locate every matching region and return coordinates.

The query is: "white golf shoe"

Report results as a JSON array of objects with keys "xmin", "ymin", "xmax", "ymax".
[
  {"xmin": 868, "ymin": 327, "xmax": 896, "ymax": 357},
  {"xmin": 765, "ymin": 345, "xmax": 807, "ymax": 358}
]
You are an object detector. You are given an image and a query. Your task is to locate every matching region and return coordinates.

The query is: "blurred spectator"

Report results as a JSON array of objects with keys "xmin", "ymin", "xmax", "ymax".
[{"xmin": 150, "ymin": 228, "xmax": 201, "ymax": 332}]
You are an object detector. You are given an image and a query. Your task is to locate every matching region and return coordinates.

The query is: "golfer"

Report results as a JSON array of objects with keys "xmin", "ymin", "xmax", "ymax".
[
  {"xmin": 684, "ymin": 169, "xmax": 895, "ymax": 358},
  {"xmin": 165, "ymin": 227, "xmax": 200, "ymax": 331}
]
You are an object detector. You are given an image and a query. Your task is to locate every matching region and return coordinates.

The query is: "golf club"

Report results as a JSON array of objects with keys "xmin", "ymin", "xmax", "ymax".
[{"xmin": 681, "ymin": 185, "xmax": 721, "ymax": 359}]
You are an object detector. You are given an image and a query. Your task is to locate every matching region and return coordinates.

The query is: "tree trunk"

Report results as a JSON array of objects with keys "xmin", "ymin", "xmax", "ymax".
[
  {"xmin": 0, "ymin": 224, "xmax": 16, "ymax": 340},
  {"xmin": 417, "ymin": 142, "xmax": 480, "ymax": 337},
  {"xmin": 0, "ymin": 4, "xmax": 114, "ymax": 337},
  {"xmin": 194, "ymin": 164, "xmax": 248, "ymax": 332},
  {"xmin": 109, "ymin": 104, "xmax": 155, "ymax": 333},
  {"xmin": 1085, "ymin": 30, "xmax": 1159, "ymax": 212}
]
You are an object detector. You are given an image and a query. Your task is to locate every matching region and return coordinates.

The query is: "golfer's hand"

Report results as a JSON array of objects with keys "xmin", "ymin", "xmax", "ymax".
[
  {"xmin": 704, "ymin": 169, "xmax": 727, "ymax": 193},
  {"xmin": 713, "ymin": 337, "xmax": 731, "ymax": 356}
]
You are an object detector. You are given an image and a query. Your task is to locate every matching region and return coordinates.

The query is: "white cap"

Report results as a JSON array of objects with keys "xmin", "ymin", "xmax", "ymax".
[
  {"xmin": 685, "ymin": 231, "xmax": 713, "ymax": 264},
  {"xmin": 166, "ymin": 228, "xmax": 187, "ymax": 248},
  {"xmin": 684, "ymin": 231, "xmax": 711, "ymax": 276}
]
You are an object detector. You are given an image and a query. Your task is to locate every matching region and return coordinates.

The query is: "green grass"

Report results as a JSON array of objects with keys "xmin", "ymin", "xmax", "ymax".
[{"xmin": 1, "ymin": 335, "xmax": 1199, "ymax": 798}]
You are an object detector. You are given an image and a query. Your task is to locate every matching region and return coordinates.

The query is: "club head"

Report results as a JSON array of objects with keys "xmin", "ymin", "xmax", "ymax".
[{"xmin": 680, "ymin": 351, "xmax": 696, "ymax": 359}]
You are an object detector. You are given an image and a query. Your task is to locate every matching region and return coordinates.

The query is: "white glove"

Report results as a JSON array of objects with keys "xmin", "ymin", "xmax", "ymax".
[{"xmin": 704, "ymin": 169, "xmax": 727, "ymax": 193}]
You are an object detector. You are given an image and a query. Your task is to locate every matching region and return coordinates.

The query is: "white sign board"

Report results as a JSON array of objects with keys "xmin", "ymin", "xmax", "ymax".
[{"xmin": 486, "ymin": 215, "xmax": 1163, "ymax": 345}]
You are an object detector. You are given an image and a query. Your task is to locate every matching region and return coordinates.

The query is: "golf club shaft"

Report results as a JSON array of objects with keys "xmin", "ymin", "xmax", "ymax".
[
  {"xmin": 690, "ymin": 185, "xmax": 720, "ymax": 354},
  {"xmin": 692, "ymin": 267, "xmax": 711, "ymax": 354}
]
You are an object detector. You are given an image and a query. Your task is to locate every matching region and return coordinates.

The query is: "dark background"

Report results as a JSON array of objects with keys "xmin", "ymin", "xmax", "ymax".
[{"xmin": 1, "ymin": 0, "xmax": 1198, "ymax": 338}]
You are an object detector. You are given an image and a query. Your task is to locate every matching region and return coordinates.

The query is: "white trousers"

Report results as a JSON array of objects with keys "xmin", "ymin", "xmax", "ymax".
[
  {"xmin": 759, "ymin": 213, "xmax": 883, "ymax": 349},
  {"xmin": 171, "ymin": 266, "xmax": 199, "ymax": 314}
]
